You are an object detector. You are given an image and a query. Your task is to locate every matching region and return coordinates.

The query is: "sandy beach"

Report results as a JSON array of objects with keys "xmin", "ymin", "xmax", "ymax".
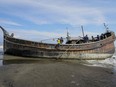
[{"xmin": 0, "ymin": 57, "xmax": 116, "ymax": 87}]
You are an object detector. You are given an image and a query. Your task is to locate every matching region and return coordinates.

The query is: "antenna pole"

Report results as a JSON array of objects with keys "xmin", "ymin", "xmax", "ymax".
[
  {"xmin": 104, "ymin": 23, "xmax": 109, "ymax": 31},
  {"xmin": 66, "ymin": 27, "xmax": 70, "ymax": 41},
  {"xmin": 81, "ymin": 26, "xmax": 84, "ymax": 37},
  {"xmin": 66, "ymin": 27, "xmax": 69, "ymax": 37}
]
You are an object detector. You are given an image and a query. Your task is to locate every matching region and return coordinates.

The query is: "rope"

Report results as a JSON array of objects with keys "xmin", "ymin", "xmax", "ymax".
[
  {"xmin": 40, "ymin": 37, "xmax": 66, "ymax": 43},
  {"xmin": 56, "ymin": 44, "xmax": 75, "ymax": 59},
  {"xmin": 56, "ymin": 39, "xmax": 80, "ymax": 59}
]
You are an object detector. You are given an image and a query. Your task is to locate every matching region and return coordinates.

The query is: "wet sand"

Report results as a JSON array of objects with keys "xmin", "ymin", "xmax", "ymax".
[{"xmin": 0, "ymin": 57, "xmax": 116, "ymax": 87}]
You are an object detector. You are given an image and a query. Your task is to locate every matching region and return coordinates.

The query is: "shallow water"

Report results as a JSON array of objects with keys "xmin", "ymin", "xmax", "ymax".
[
  {"xmin": 86, "ymin": 56, "xmax": 116, "ymax": 78},
  {"xmin": 0, "ymin": 54, "xmax": 55, "ymax": 65},
  {"xmin": 0, "ymin": 53, "xmax": 3, "ymax": 66},
  {"xmin": 0, "ymin": 60, "xmax": 3, "ymax": 66}
]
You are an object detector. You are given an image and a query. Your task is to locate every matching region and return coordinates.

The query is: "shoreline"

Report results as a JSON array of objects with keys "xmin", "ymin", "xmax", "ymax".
[{"xmin": 0, "ymin": 59, "xmax": 116, "ymax": 87}]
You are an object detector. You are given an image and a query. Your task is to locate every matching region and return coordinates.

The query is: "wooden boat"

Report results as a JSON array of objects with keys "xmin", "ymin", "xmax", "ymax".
[{"xmin": 0, "ymin": 26, "xmax": 115, "ymax": 60}]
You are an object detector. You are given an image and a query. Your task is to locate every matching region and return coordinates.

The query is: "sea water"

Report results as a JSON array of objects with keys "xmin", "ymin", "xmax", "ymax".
[{"xmin": 84, "ymin": 51, "xmax": 116, "ymax": 77}]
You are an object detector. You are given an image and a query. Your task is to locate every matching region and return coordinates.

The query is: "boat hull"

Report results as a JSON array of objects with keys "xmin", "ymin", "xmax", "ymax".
[
  {"xmin": 4, "ymin": 49, "xmax": 114, "ymax": 60},
  {"xmin": 4, "ymin": 35, "xmax": 115, "ymax": 60},
  {"xmin": 1, "ymin": 26, "xmax": 115, "ymax": 60}
]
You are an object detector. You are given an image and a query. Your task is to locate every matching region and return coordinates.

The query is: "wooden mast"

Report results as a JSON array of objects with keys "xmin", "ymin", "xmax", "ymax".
[{"xmin": 81, "ymin": 26, "xmax": 84, "ymax": 37}]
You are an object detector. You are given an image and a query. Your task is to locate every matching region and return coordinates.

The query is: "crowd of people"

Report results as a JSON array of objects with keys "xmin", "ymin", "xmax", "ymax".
[
  {"xmin": 84, "ymin": 31, "xmax": 112, "ymax": 43},
  {"xmin": 57, "ymin": 37, "xmax": 64, "ymax": 45},
  {"xmin": 56, "ymin": 31, "xmax": 112, "ymax": 45}
]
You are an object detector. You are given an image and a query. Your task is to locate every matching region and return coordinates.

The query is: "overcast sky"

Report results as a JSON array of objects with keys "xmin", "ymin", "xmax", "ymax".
[{"xmin": 0, "ymin": 0, "xmax": 116, "ymax": 44}]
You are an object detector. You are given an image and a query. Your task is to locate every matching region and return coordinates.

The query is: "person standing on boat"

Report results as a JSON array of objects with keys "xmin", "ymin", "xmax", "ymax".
[
  {"xmin": 11, "ymin": 33, "xmax": 14, "ymax": 37},
  {"xmin": 84, "ymin": 35, "xmax": 89, "ymax": 43},
  {"xmin": 60, "ymin": 37, "xmax": 64, "ymax": 44},
  {"xmin": 91, "ymin": 36, "xmax": 94, "ymax": 42},
  {"xmin": 100, "ymin": 34, "xmax": 104, "ymax": 40},
  {"xmin": 96, "ymin": 35, "xmax": 100, "ymax": 41},
  {"xmin": 55, "ymin": 38, "xmax": 61, "ymax": 49},
  {"xmin": 57, "ymin": 38, "xmax": 61, "ymax": 46}
]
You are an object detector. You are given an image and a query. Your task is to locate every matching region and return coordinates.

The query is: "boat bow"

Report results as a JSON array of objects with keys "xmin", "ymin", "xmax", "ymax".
[{"xmin": 0, "ymin": 26, "xmax": 9, "ymax": 36}]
